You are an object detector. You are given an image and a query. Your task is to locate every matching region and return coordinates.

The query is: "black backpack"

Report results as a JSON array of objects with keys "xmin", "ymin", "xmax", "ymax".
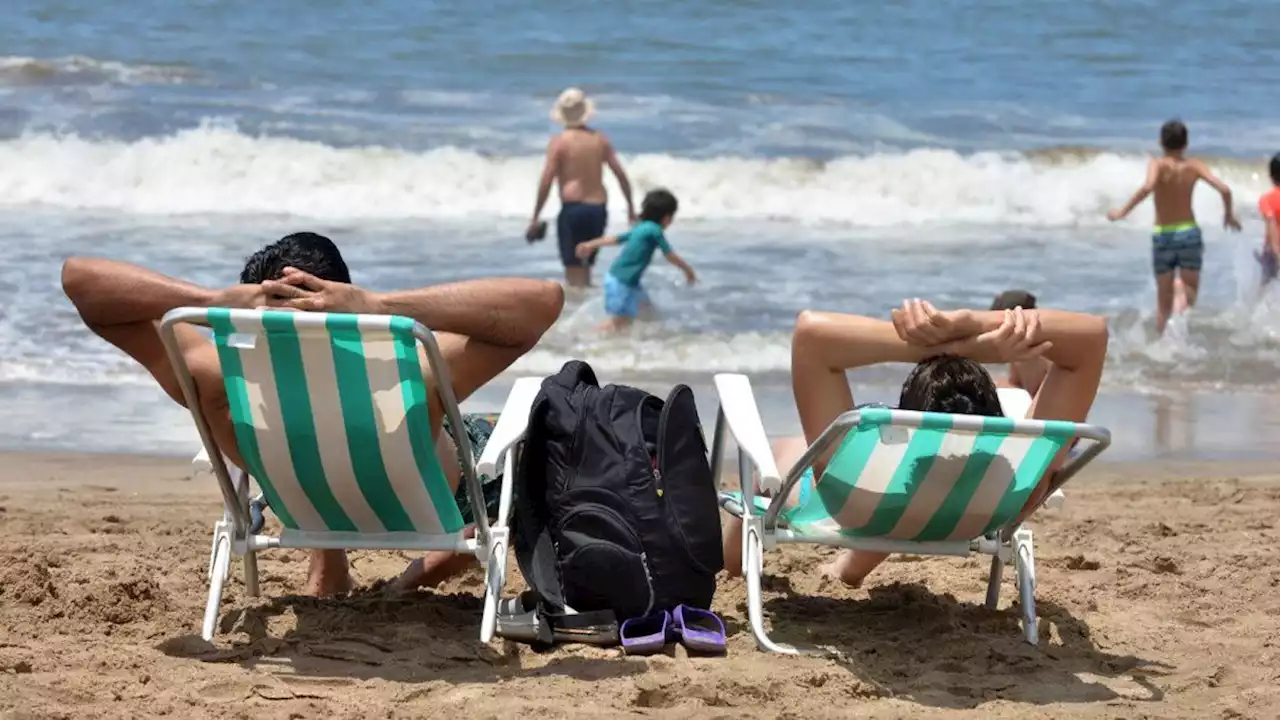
[{"xmin": 512, "ymin": 361, "xmax": 724, "ymax": 625}]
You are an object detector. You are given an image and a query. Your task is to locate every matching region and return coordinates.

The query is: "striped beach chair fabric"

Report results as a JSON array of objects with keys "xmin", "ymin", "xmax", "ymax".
[
  {"xmin": 711, "ymin": 373, "xmax": 1110, "ymax": 653},
  {"xmin": 161, "ymin": 307, "xmax": 537, "ymax": 642}
]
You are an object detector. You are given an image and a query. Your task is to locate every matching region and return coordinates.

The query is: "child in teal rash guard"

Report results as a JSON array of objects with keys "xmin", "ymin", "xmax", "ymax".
[{"xmin": 574, "ymin": 188, "xmax": 697, "ymax": 331}]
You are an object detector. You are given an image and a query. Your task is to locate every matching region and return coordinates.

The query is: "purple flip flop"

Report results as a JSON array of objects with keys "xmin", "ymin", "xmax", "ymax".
[
  {"xmin": 672, "ymin": 604, "xmax": 727, "ymax": 655},
  {"xmin": 620, "ymin": 610, "xmax": 670, "ymax": 656}
]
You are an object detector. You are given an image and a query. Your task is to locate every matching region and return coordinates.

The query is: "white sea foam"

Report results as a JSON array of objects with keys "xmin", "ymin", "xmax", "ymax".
[{"xmin": 0, "ymin": 125, "xmax": 1270, "ymax": 224}]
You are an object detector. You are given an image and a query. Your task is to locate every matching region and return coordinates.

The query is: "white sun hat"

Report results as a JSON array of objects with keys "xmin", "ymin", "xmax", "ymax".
[{"xmin": 550, "ymin": 87, "xmax": 595, "ymax": 127}]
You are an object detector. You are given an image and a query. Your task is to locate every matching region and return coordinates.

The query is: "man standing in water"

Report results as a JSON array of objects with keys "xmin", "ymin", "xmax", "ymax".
[
  {"xmin": 1108, "ymin": 119, "xmax": 1240, "ymax": 335},
  {"xmin": 528, "ymin": 87, "xmax": 636, "ymax": 288}
]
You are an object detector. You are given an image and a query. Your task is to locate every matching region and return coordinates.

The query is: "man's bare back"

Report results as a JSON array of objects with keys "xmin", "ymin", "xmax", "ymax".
[{"xmin": 551, "ymin": 128, "xmax": 610, "ymax": 205}]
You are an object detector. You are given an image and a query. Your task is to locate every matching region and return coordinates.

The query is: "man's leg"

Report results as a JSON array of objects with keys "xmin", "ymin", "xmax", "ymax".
[
  {"xmin": 558, "ymin": 205, "xmax": 590, "ymax": 288},
  {"xmin": 722, "ymin": 438, "xmax": 809, "ymax": 577},
  {"xmin": 304, "ymin": 550, "xmax": 354, "ymax": 596},
  {"xmin": 565, "ymin": 266, "xmax": 589, "ymax": 288},
  {"xmin": 579, "ymin": 204, "xmax": 606, "ymax": 289},
  {"xmin": 391, "ymin": 413, "xmax": 501, "ymax": 592},
  {"xmin": 392, "ymin": 532, "xmax": 478, "ymax": 590},
  {"xmin": 558, "ymin": 203, "xmax": 605, "ymax": 288}
]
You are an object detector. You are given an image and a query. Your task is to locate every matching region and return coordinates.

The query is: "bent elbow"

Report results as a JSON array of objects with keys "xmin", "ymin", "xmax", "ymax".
[
  {"xmin": 543, "ymin": 281, "xmax": 566, "ymax": 322},
  {"xmin": 525, "ymin": 280, "xmax": 565, "ymax": 343},
  {"xmin": 61, "ymin": 257, "xmax": 95, "ymax": 305},
  {"xmin": 793, "ymin": 310, "xmax": 824, "ymax": 348},
  {"xmin": 1087, "ymin": 314, "xmax": 1110, "ymax": 359}
]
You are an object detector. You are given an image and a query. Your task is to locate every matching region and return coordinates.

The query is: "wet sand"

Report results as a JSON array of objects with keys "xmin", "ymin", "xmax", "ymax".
[{"xmin": 1, "ymin": 452, "xmax": 1278, "ymax": 718}]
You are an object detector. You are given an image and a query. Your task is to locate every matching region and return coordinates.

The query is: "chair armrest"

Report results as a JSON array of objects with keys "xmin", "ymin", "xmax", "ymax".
[
  {"xmin": 477, "ymin": 377, "xmax": 543, "ymax": 478},
  {"xmin": 713, "ymin": 373, "xmax": 781, "ymax": 493}
]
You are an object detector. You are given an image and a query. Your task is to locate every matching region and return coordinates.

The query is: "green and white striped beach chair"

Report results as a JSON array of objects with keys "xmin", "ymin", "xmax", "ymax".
[
  {"xmin": 162, "ymin": 307, "xmax": 540, "ymax": 642},
  {"xmin": 711, "ymin": 373, "xmax": 1110, "ymax": 653}
]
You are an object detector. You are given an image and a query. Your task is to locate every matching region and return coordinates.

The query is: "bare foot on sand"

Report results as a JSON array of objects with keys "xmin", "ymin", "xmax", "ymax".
[
  {"xmin": 304, "ymin": 549, "xmax": 354, "ymax": 597},
  {"xmin": 821, "ymin": 550, "xmax": 889, "ymax": 588},
  {"xmin": 389, "ymin": 551, "xmax": 477, "ymax": 593}
]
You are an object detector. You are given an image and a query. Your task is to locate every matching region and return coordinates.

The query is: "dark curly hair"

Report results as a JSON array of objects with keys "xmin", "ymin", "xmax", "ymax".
[
  {"xmin": 240, "ymin": 232, "xmax": 351, "ymax": 285},
  {"xmin": 898, "ymin": 354, "xmax": 1003, "ymax": 417}
]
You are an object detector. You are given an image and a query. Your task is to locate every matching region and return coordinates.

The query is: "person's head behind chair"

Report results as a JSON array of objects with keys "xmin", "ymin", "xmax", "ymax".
[
  {"xmin": 240, "ymin": 232, "xmax": 351, "ymax": 285},
  {"xmin": 1270, "ymin": 152, "xmax": 1280, "ymax": 186},
  {"xmin": 991, "ymin": 289, "xmax": 1036, "ymax": 311},
  {"xmin": 899, "ymin": 354, "xmax": 1003, "ymax": 417},
  {"xmin": 1160, "ymin": 120, "xmax": 1188, "ymax": 153},
  {"xmin": 639, "ymin": 189, "xmax": 679, "ymax": 227}
]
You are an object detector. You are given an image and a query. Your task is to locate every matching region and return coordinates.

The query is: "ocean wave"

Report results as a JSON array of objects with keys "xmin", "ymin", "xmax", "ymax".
[
  {"xmin": 0, "ymin": 55, "xmax": 199, "ymax": 87},
  {"xmin": 13, "ymin": 303, "xmax": 1280, "ymax": 393},
  {"xmin": 0, "ymin": 124, "xmax": 1271, "ymax": 224}
]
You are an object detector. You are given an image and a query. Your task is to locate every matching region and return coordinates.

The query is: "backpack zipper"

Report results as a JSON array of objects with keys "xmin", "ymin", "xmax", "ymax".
[
  {"xmin": 655, "ymin": 390, "xmax": 677, "ymax": 500},
  {"xmin": 639, "ymin": 552, "xmax": 656, "ymax": 615},
  {"xmin": 637, "ymin": 394, "xmax": 666, "ymax": 499}
]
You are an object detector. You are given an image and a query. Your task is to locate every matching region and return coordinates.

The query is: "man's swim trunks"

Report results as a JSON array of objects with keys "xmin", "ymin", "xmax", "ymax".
[
  {"xmin": 443, "ymin": 412, "xmax": 503, "ymax": 524},
  {"xmin": 1151, "ymin": 222, "xmax": 1203, "ymax": 275},
  {"xmin": 557, "ymin": 202, "xmax": 607, "ymax": 268}
]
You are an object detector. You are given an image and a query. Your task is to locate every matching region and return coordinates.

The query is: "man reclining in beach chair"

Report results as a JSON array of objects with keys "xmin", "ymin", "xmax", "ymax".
[
  {"xmin": 62, "ymin": 233, "xmax": 564, "ymax": 601},
  {"xmin": 717, "ymin": 299, "xmax": 1109, "ymax": 650}
]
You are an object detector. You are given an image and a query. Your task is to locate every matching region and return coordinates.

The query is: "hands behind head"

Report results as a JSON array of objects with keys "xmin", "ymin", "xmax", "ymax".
[
  {"xmin": 892, "ymin": 298, "xmax": 1051, "ymax": 364},
  {"xmin": 216, "ymin": 268, "xmax": 382, "ymax": 314},
  {"xmin": 891, "ymin": 299, "xmax": 981, "ymax": 346}
]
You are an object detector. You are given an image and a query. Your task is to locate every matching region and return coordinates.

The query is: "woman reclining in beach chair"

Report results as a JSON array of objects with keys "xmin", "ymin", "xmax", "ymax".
[{"xmin": 717, "ymin": 299, "xmax": 1109, "ymax": 649}]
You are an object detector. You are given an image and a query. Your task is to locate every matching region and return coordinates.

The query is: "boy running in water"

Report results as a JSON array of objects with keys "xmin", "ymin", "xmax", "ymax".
[
  {"xmin": 575, "ymin": 189, "xmax": 697, "ymax": 331},
  {"xmin": 1108, "ymin": 120, "xmax": 1241, "ymax": 335},
  {"xmin": 1256, "ymin": 153, "xmax": 1280, "ymax": 292}
]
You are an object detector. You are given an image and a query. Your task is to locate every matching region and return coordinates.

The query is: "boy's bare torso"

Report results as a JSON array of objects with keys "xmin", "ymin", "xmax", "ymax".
[
  {"xmin": 553, "ymin": 128, "xmax": 608, "ymax": 204},
  {"xmin": 1151, "ymin": 155, "xmax": 1201, "ymax": 226}
]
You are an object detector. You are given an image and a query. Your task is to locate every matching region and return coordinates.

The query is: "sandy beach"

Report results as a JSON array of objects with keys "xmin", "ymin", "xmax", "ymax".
[{"xmin": 1, "ymin": 452, "xmax": 1277, "ymax": 719}]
